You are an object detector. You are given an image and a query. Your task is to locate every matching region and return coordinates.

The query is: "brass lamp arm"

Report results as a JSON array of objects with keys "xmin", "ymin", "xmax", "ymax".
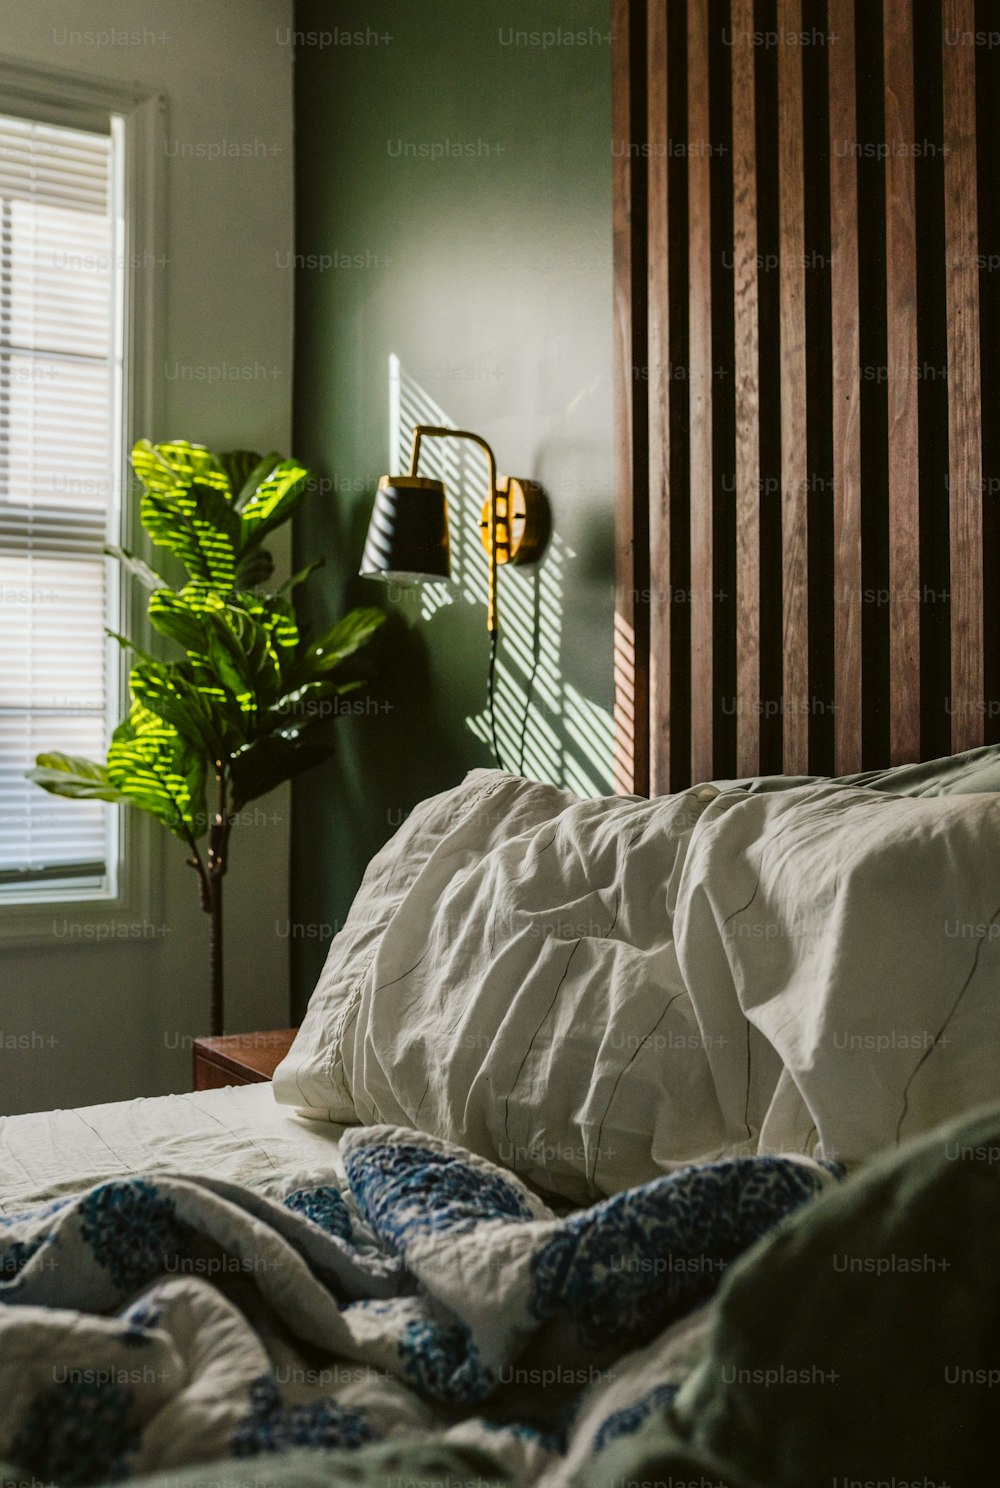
[
  {"xmin": 407, "ymin": 423, "xmax": 502, "ymax": 634},
  {"xmin": 407, "ymin": 424, "xmax": 498, "ymax": 493}
]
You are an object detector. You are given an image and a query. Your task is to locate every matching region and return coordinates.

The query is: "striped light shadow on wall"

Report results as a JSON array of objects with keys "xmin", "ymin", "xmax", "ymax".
[{"xmin": 388, "ymin": 357, "xmax": 615, "ymax": 794}]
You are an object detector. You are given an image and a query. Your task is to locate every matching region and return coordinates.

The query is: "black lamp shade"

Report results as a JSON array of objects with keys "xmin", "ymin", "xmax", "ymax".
[{"xmin": 359, "ymin": 476, "xmax": 451, "ymax": 585}]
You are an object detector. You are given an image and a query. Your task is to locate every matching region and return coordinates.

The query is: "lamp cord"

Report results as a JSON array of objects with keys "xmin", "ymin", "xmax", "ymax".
[
  {"xmin": 516, "ymin": 646, "xmax": 541, "ymax": 776},
  {"xmin": 487, "ymin": 628, "xmax": 508, "ymax": 771},
  {"xmin": 488, "ymin": 626, "xmax": 541, "ymax": 777}
]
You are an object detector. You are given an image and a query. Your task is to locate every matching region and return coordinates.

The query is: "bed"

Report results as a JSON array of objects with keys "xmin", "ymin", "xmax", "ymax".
[
  {"xmin": 0, "ymin": 1084, "xmax": 348, "ymax": 1213},
  {"xmin": 3, "ymin": 0, "xmax": 1000, "ymax": 1484},
  {"xmin": 3, "ymin": 758, "xmax": 999, "ymax": 1488}
]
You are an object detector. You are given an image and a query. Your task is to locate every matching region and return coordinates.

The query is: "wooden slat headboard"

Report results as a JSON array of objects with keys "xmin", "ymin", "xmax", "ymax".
[{"xmin": 613, "ymin": 0, "xmax": 998, "ymax": 796}]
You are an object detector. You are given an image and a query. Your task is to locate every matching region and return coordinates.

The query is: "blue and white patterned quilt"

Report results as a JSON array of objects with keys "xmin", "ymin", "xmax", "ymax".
[{"xmin": 0, "ymin": 1126, "xmax": 838, "ymax": 1486}]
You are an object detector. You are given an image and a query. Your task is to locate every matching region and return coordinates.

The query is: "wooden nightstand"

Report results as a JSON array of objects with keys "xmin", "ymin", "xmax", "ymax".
[{"xmin": 192, "ymin": 1029, "xmax": 297, "ymax": 1091}]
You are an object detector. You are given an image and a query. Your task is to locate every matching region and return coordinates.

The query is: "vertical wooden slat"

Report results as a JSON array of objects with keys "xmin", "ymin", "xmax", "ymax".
[
  {"xmin": 777, "ymin": 0, "xmax": 809, "ymax": 772},
  {"xmin": 688, "ymin": 0, "xmax": 714, "ymax": 782},
  {"xmin": 828, "ymin": 0, "xmax": 863, "ymax": 774},
  {"xmin": 617, "ymin": 0, "xmax": 986, "ymax": 787},
  {"xmin": 942, "ymin": 0, "xmax": 984, "ymax": 750},
  {"xmin": 883, "ymin": 0, "xmax": 921, "ymax": 763},
  {"xmin": 647, "ymin": 0, "xmax": 671, "ymax": 794},
  {"xmin": 731, "ymin": 0, "xmax": 760, "ymax": 776},
  {"xmin": 612, "ymin": 0, "xmax": 650, "ymax": 795}
]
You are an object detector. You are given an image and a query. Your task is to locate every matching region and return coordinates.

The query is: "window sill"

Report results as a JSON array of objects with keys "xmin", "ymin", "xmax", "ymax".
[{"xmin": 0, "ymin": 811, "xmax": 161, "ymax": 949}]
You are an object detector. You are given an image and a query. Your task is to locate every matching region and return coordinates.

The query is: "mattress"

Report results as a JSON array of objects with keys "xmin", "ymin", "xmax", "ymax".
[{"xmin": 0, "ymin": 1082, "xmax": 349, "ymax": 1214}]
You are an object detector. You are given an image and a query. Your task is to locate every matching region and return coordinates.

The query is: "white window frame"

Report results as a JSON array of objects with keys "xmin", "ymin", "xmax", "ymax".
[{"xmin": 0, "ymin": 61, "xmax": 165, "ymax": 946}]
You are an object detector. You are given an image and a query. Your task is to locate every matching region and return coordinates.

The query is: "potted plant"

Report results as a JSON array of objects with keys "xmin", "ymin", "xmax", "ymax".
[{"xmin": 27, "ymin": 439, "xmax": 384, "ymax": 1035}]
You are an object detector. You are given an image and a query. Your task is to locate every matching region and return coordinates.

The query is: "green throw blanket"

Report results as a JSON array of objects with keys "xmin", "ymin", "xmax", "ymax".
[{"xmin": 584, "ymin": 1101, "xmax": 1000, "ymax": 1488}]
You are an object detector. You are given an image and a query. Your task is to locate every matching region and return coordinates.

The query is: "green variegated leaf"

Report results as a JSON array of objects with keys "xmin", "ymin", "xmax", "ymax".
[
  {"xmin": 148, "ymin": 588, "xmax": 297, "ymax": 711},
  {"xmin": 214, "ymin": 598, "xmax": 298, "ymax": 705},
  {"xmin": 267, "ymin": 679, "xmax": 365, "ymax": 729},
  {"xmin": 104, "ymin": 545, "xmax": 167, "ymax": 591},
  {"xmin": 26, "ymin": 753, "xmax": 124, "ymax": 802},
  {"xmin": 147, "ymin": 582, "xmax": 234, "ymax": 658},
  {"xmin": 225, "ymin": 608, "xmax": 276, "ymax": 693},
  {"xmin": 278, "ymin": 559, "xmax": 323, "ymax": 595},
  {"xmin": 129, "ymin": 661, "xmax": 236, "ymax": 759},
  {"xmin": 238, "ymin": 459, "xmax": 311, "ymax": 551},
  {"xmin": 131, "ymin": 439, "xmax": 230, "ymax": 496},
  {"xmin": 140, "ymin": 483, "xmax": 241, "ymax": 588},
  {"xmin": 107, "ymin": 631, "xmax": 158, "ymax": 666},
  {"xmin": 293, "ymin": 607, "xmax": 386, "ymax": 681},
  {"xmin": 218, "ymin": 449, "xmax": 280, "ymax": 509},
  {"xmin": 230, "ymin": 728, "xmax": 334, "ymax": 810},
  {"xmin": 107, "ymin": 704, "xmax": 208, "ymax": 840},
  {"xmin": 234, "ymin": 546, "xmax": 274, "ymax": 590},
  {"xmin": 241, "ymin": 592, "xmax": 299, "ymax": 662},
  {"xmin": 199, "ymin": 610, "xmax": 257, "ymax": 709},
  {"xmin": 187, "ymin": 658, "xmax": 238, "ymax": 720},
  {"xmin": 147, "ymin": 589, "xmax": 209, "ymax": 654},
  {"xmin": 244, "ymin": 608, "xmax": 287, "ymax": 703}
]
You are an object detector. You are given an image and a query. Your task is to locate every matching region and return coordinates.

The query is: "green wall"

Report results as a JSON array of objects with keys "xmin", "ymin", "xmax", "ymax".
[{"xmin": 290, "ymin": 0, "xmax": 615, "ymax": 1013}]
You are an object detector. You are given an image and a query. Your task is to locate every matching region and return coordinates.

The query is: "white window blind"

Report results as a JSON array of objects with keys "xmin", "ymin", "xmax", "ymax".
[{"xmin": 0, "ymin": 111, "xmax": 122, "ymax": 898}]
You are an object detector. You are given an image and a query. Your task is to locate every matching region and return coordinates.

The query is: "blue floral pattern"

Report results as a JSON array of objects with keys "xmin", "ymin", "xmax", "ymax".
[
  {"xmin": 121, "ymin": 1299, "xmax": 162, "ymax": 1347},
  {"xmin": 0, "ymin": 1129, "xmax": 841, "ymax": 1481},
  {"xmin": 10, "ymin": 1381, "xmax": 137, "ymax": 1486},
  {"xmin": 399, "ymin": 1317, "xmax": 491, "ymax": 1403},
  {"xmin": 0, "ymin": 1198, "xmax": 71, "ymax": 1289},
  {"xmin": 346, "ymin": 1142, "xmax": 533, "ymax": 1254},
  {"xmin": 530, "ymin": 1155, "xmax": 831, "ymax": 1349},
  {"xmin": 232, "ymin": 1376, "xmax": 374, "ymax": 1455},
  {"xmin": 0, "ymin": 1232, "xmax": 52, "ymax": 1285},
  {"xmin": 79, "ymin": 1180, "xmax": 194, "ymax": 1292},
  {"xmin": 593, "ymin": 1382, "xmax": 678, "ymax": 1452},
  {"xmin": 283, "ymin": 1184, "xmax": 353, "ymax": 1241}
]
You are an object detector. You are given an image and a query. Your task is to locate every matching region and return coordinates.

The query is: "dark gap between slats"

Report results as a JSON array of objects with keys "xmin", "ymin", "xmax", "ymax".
[
  {"xmin": 668, "ymin": 0, "xmax": 693, "ymax": 792},
  {"xmin": 913, "ymin": 0, "xmax": 952, "ymax": 761},
  {"xmin": 803, "ymin": 0, "xmax": 835, "ymax": 775},
  {"xmin": 855, "ymin": 0, "xmax": 891, "ymax": 769}
]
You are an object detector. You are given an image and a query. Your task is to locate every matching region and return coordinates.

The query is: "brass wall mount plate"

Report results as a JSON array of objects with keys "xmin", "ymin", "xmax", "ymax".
[{"xmin": 480, "ymin": 478, "xmax": 548, "ymax": 566}]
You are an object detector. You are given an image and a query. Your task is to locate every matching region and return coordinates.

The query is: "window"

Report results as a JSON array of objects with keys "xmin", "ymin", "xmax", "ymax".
[
  {"xmin": 0, "ymin": 109, "xmax": 122, "ymax": 901},
  {"xmin": 0, "ymin": 67, "xmax": 160, "ymax": 929}
]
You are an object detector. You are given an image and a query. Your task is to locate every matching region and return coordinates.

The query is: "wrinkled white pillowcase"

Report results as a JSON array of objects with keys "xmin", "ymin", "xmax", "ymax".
[
  {"xmin": 275, "ymin": 770, "xmax": 1000, "ymax": 1199},
  {"xmin": 273, "ymin": 769, "xmax": 750, "ymax": 1202},
  {"xmin": 673, "ymin": 783, "xmax": 1000, "ymax": 1168}
]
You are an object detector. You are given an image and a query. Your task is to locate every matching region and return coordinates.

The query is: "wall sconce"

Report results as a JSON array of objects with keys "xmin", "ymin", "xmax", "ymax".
[{"xmin": 360, "ymin": 423, "xmax": 548, "ymax": 765}]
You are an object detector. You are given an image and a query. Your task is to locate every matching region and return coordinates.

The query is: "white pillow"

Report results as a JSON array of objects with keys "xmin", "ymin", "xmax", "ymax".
[
  {"xmin": 673, "ymin": 783, "xmax": 1000, "ymax": 1167},
  {"xmin": 272, "ymin": 770, "xmax": 578, "ymax": 1111},
  {"xmin": 273, "ymin": 769, "xmax": 753, "ymax": 1202},
  {"xmin": 277, "ymin": 771, "xmax": 1000, "ymax": 1198}
]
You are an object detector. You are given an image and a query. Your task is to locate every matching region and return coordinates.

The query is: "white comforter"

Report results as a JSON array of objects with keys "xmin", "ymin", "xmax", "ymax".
[{"xmin": 0, "ymin": 1122, "xmax": 834, "ymax": 1485}]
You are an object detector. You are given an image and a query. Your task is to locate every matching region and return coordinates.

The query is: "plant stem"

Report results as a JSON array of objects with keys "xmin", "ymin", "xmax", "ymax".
[
  {"xmin": 206, "ymin": 769, "xmax": 231, "ymax": 1036},
  {"xmin": 187, "ymin": 840, "xmax": 210, "ymax": 912},
  {"xmin": 209, "ymin": 872, "xmax": 224, "ymax": 1037}
]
